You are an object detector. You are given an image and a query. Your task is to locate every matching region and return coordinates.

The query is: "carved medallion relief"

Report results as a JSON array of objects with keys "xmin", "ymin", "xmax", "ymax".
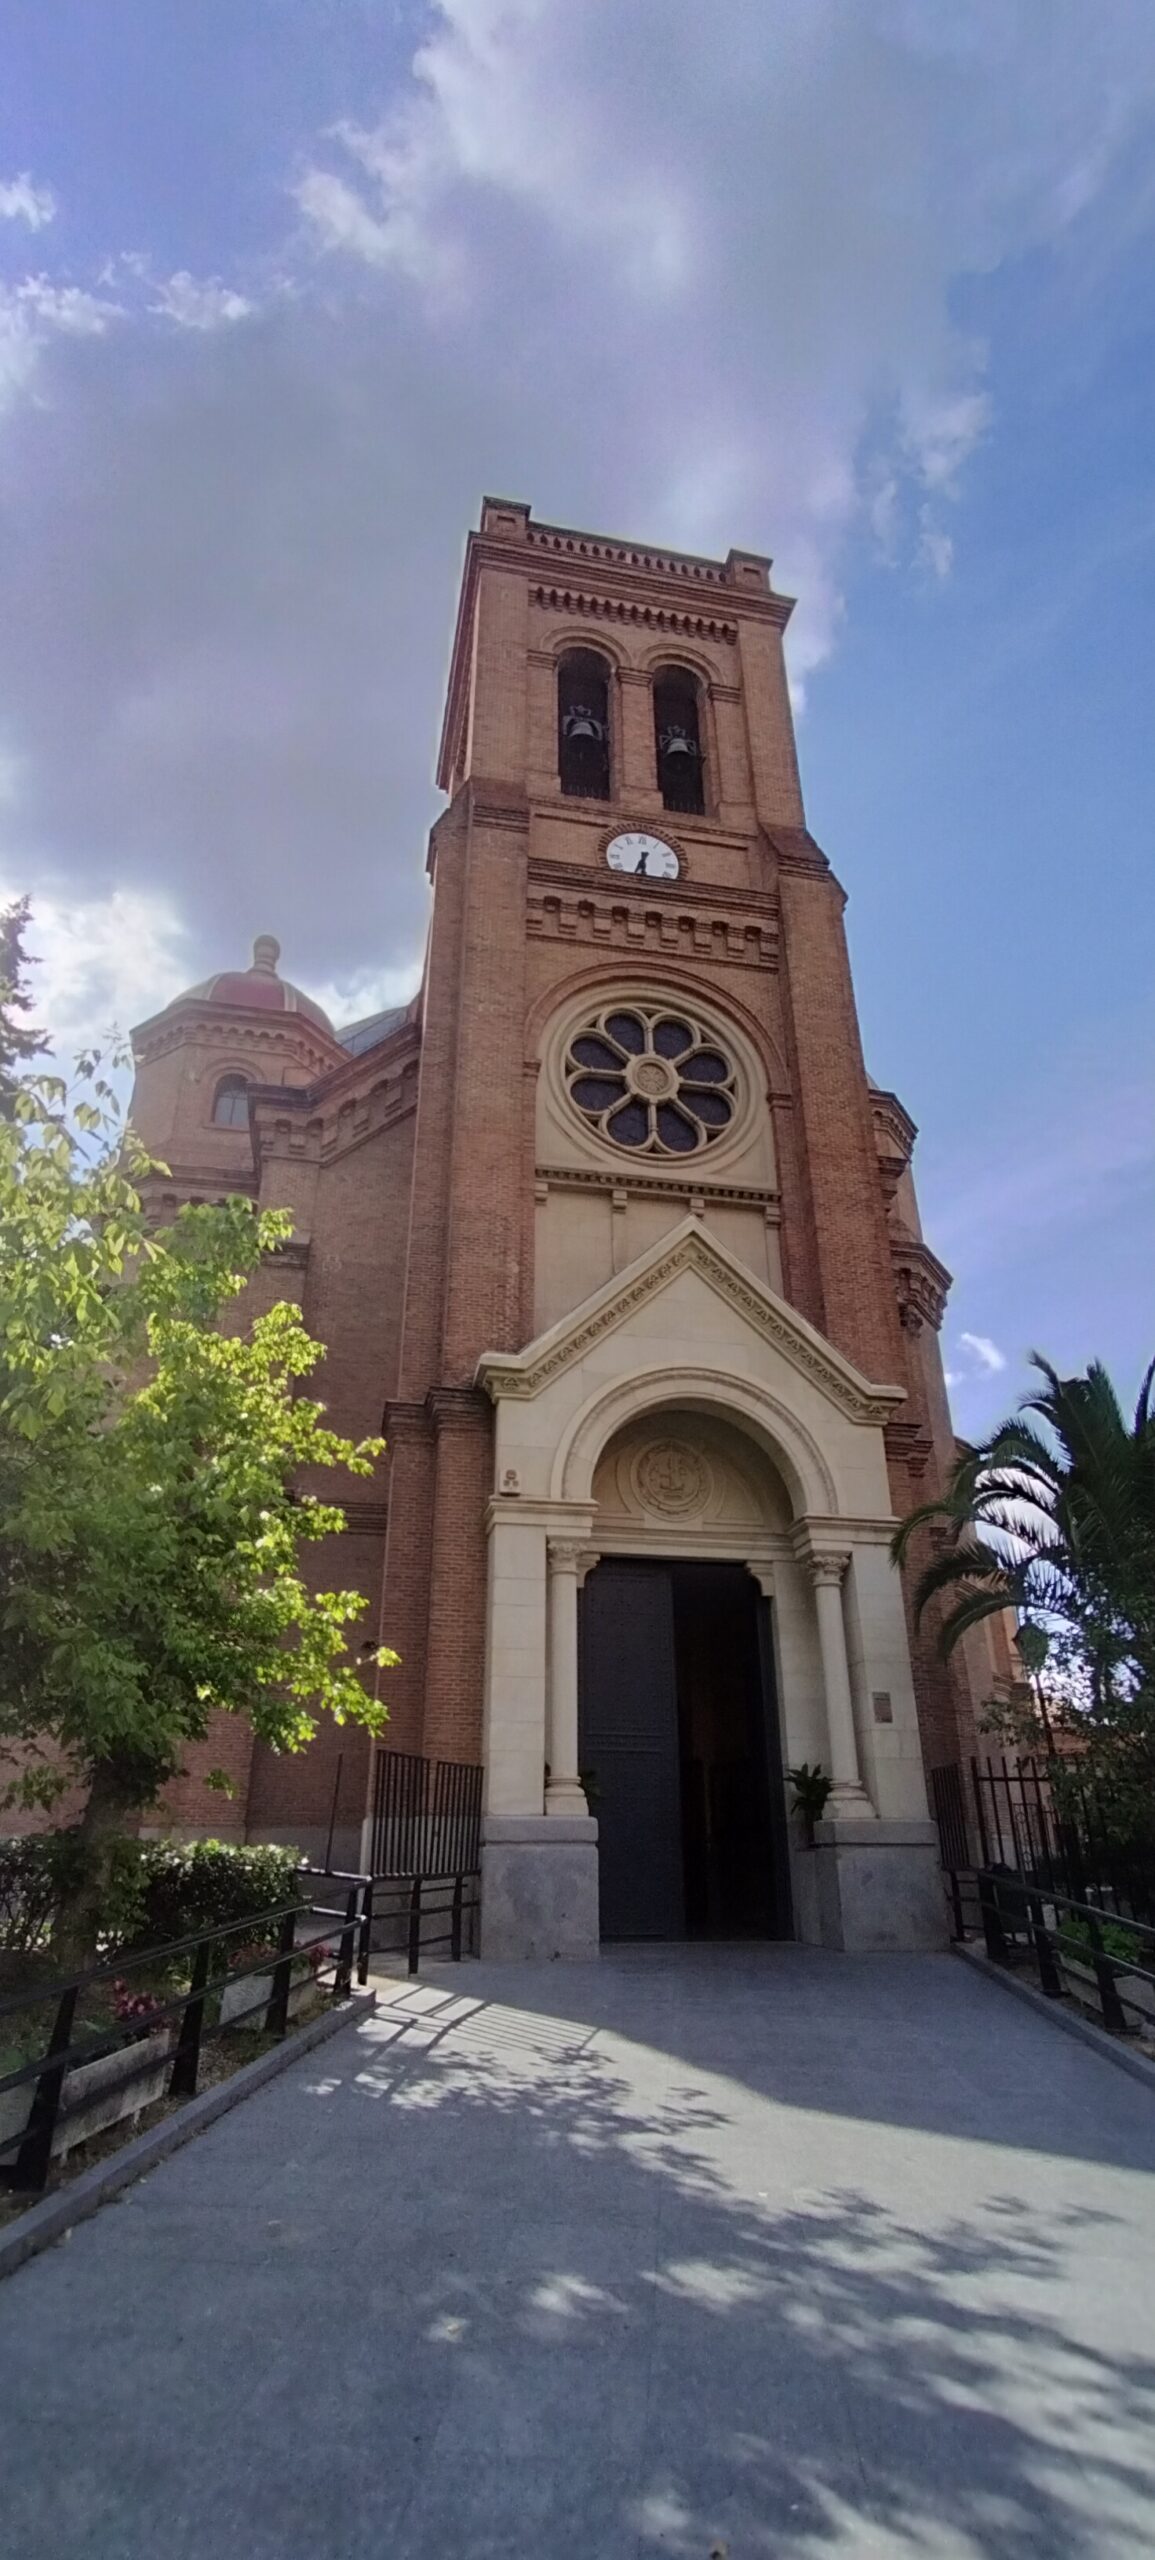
[{"xmin": 632, "ymin": 1439, "xmax": 713, "ymax": 1517}]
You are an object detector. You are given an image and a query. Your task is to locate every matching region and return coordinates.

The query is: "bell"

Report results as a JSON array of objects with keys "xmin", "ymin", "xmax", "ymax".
[
  {"xmin": 562, "ymin": 703, "xmax": 606, "ymax": 743},
  {"xmin": 659, "ymin": 722, "xmax": 698, "ymax": 759}
]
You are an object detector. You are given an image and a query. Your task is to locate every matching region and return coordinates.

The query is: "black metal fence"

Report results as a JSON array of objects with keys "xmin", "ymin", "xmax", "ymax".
[
  {"xmin": 0, "ymin": 1868, "xmax": 372, "ymax": 2197},
  {"xmin": 970, "ymin": 1755, "xmax": 1155, "ymax": 1927},
  {"xmin": 370, "ymin": 1749, "xmax": 483, "ymax": 1881},
  {"xmin": 367, "ymin": 1750, "xmax": 484, "ymax": 1972}
]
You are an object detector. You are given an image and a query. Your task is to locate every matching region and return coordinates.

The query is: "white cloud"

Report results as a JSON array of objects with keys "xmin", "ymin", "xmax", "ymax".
[
  {"xmin": 0, "ymin": 276, "xmax": 119, "ymax": 416},
  {"xmin": 295, "ymin": 0, "xmax": 1155, "ymax": 672},
  {"xmin": 149, "ymin": 271, "xmax": 254, "ymax": 332},
  {"xmin": 1, "ymin": 882, "xmax": 194, "ymax": 1061},
  {"xmin": 0, "ymin": 175, "xmax": 56, "ymax": 231},
  {"xmin": 303, "ymin": 957, "xmax": 424, "ymax": 1031},
  {"xmin": 959, "ymin": 1332, "xmax": 1007, "ymax": 1375},
  {"xmin": 918, "ymin": 511, "xmax": 955, "ymax": 579},
  {"xmin": 0, "ymin": 0, "xmax": 1152, "ymax": 992}
]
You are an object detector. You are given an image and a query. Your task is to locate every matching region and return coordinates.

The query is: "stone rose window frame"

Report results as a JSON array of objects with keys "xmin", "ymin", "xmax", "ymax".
[{"xmin": 565, "ymin": 1004, "xmax": 738, "ymax": 1156}]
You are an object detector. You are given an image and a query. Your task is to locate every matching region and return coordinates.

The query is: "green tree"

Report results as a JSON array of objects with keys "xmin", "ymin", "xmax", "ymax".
[
  {"xmin": 892, "ymin": 1353, "xmax": 1155, "ymax": 1809},
  {"xmin": 0, "ymin": 921, "xmax": 392, "ymax": 1954},
  {"xmin": 0, "ymin": 899, "xmax": 48, "ymax": 1110}
]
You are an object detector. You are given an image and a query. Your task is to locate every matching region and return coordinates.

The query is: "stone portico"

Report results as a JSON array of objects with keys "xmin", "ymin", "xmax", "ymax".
[{"xmin": 476, "ymin": 1218, "xmax": 945, "ymax": 1958}]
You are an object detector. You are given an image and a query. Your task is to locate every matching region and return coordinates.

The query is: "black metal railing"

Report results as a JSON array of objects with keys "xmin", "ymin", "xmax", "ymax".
[
  {"xmin": 371, "ymin": 1872, "xmax": 481, "ymax": 1975},
  {"xmin": 973, "ymin": 1866, "xmax": 1155, "ymax": 2037},
  {"xmin": 0, "ymin": 1867, "xmax": 373, "ymax": 2197},
  {"xmin": 970, "ymin": 1754, "xmax": 1155, "ymax": 1927},
  {"xmin": 370, "ymin": 1749, "xmax": 483, "ymax": 1881},
  {"xmin": 367, "ymin": 1750, "xmax": 484, "ymax": 1975}
]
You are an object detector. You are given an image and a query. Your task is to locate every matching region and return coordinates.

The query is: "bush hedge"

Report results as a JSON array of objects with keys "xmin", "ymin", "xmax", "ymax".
[
  {"xmin": 0, "ymin": 1832, "xmax": 92, "ymax": 1958},
  {"xmin": 0, "ymin": 1832, "xmax": 302, "ymax": 1962},
  {"xmin": 124, "ymin": 1839, "xmax": 302, "ymax": 1950}
]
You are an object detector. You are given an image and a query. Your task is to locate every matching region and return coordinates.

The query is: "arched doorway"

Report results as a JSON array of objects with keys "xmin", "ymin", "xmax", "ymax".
[{"xmin": 578, "ymin": 1410, "xmax": 794, "ymax": 1942}]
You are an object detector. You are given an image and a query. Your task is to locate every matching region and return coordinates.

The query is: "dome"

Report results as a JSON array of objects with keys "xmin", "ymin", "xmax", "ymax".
[{"xmin": 178, "ymin": 936, "xmax": 335, "ymax": 1037}]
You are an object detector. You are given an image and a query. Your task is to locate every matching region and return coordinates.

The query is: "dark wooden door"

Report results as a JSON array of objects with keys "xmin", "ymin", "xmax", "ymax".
[{"xmin": 579, "ymin": 1561, "xmax": 684, "ymax": 1939}]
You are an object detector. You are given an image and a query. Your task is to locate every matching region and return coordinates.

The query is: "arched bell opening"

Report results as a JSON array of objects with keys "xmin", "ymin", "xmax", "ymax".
[
  {"xmin": 653, "ymin": 663, "xmax": 706, "ymax": 816},
  {"xmin": 557, "ymin": 648, "xmax": 611, "ymax": 800}
]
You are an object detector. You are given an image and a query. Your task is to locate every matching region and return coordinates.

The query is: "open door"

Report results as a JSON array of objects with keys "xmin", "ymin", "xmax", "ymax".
[{"xmin": 578, "ymin": 1561, "xmax": 684, "ymax": 1938}]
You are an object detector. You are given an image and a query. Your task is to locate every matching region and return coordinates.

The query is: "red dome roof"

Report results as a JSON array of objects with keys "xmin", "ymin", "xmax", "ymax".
[{"xmin": 179, "ymin": 937, "xmax": 335, "ymax": 1036}]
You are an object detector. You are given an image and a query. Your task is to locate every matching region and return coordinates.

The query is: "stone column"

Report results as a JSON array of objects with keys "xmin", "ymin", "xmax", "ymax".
[
  {"xmin": 806, "ymin": 1551, "xmax": 875, "ymax": 1818},
  {"xmin": 546, "ymin": 1541, "xmax": 588, "ymax": 1817}
]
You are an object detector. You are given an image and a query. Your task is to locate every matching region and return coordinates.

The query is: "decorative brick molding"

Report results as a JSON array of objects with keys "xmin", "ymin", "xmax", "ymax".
[
  {"xmin": 526, "ymin": 524, "xmax": 728, "ymax": 584},
  {"xmin": 527, "ymin": 889, "xmax": 776, "ymax": 969},
  {"xmin": 536, "ymin": 1164, "xmax": 779, "ymax": 1213},
  {"xmin": 531, "ymin": 583, "xmax": 739, "ymax": 643},
  {"xmin": 249, "ymin": 1039, "xmax": 421, "ymax": 1170},
  {"xmin": 891, "ymin": 1236, "xmax": 952, "ymax": 1334},
  {"xmin": 426, "ymin": 1386, "xmax": 492, "ymax": 1434},
  {"xmin": 884, "ymin": 1417, "xmax": 934, "ymax": 1478},
  {"xmin": 871, "ymin": 1088, "xmax": 918, "ymax": 1202}
]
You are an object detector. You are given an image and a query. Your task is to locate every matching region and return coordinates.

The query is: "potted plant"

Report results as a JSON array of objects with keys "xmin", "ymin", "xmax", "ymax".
[
  {"xmin": 788, "ymin": 1763, "xmax": 832, "ymax": 1847},
  {"xmin": 0, "ymin": 1981, "xmax": 174, "ymax": 2167},
  {"xmin": 218, "ymin": 1935, "xmax": 332, "ymax": 2031}
]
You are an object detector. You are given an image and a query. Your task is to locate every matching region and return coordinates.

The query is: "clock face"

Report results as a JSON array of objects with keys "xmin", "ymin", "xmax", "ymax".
[{"xmin": 605, "ymin": 830, "xmax": 680, "ymax": 881}]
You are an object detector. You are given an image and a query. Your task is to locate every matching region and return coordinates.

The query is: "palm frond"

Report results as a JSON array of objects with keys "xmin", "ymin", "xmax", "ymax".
[
  {"xmin": 935, "ymin": 1584, "xmax": 1028, "ymax": 1656},
  {"xmin": 909, "ymin": 1541, "xmax": 1017, "ymax": 1627}
]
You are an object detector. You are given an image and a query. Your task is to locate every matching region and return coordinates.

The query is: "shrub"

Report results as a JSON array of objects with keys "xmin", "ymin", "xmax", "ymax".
[
  {"xmin": 0, "ymin": 1832, "xmax": 93, "ymax": 1958},
  {"xmin": 0, "ymin": 1832, "xmax": 302, "ymax": 1967},
  {"xmin": 1057, "ymin": 1913, "xmax": 1148, "ymax": 1971},
  {"xmin": 124, "ymin": 1839, "xmax": 303, "ymax": 1951}
]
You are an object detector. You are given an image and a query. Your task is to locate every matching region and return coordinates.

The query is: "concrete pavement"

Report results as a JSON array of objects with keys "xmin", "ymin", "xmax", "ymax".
[{"xmin": 1, "ymin": 1944, "xmax": 1154, "ymax": 2558}]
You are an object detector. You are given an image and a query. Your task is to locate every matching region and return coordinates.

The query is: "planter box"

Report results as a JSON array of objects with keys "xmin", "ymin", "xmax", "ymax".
[
  {"xmin": 1058, "ymin": 1953, "xmax": 1155, "ymax": 2026},
  {"xmin": 218, "ymin": 1970, "xmax": 311, "ymax": 2032},
  {"xmin": 0, "ymin": 2033, "xmax": 173, "ymax": 2168}
]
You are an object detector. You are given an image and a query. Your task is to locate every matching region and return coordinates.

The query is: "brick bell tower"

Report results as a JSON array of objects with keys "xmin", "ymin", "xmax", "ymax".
[{"xmin": 376, "ymin": 497, "xmax": 978, "ymax": 1893}]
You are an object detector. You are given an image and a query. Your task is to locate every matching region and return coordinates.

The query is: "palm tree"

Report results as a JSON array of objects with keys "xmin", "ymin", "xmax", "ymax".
[{"xmin": 892, "ymin": 1354, "xmax": 1155, "ymax": 1729}]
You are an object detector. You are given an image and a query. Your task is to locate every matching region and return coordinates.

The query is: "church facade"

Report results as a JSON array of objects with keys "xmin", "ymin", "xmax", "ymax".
[{"xmin": 130, "ymin": 499, "xmax": 992, "ymax": 1955}]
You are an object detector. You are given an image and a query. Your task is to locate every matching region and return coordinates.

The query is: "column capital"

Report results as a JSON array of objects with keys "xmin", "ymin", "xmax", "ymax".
[
  {"xmin": 808, "ymin": 1552, "xmax": 851, "ymax": 1590},
  {"xmin": 791, "ymin": 1522, "xmax": 852, "ymax": 1588},
  {"xmin": 547, "ymin": 1539, "xmax": 585, "ymax": 1576}
]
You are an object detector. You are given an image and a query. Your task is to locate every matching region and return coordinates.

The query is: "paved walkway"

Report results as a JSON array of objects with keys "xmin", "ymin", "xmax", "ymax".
[{"xmin": 1, "ymin": 1948, "xmax": 1154, "ymax": 2559}]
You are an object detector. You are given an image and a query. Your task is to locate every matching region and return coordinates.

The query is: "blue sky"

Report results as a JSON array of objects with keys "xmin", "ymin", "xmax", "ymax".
[{"xmin": 0, "ymin": 0, "xmax": 1151, "ymax": 1440}]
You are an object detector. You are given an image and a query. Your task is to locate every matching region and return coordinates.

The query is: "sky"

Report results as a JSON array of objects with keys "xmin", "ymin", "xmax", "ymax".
[{"xmin": 0, "ymin": 0, "xmax": 1152, "ymax": 1440}]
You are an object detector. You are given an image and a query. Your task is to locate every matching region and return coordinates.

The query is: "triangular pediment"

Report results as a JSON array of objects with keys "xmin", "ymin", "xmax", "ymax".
[{"xmin": 476, "ymin": 1217, "xmax": 904, "ymax": 1427}]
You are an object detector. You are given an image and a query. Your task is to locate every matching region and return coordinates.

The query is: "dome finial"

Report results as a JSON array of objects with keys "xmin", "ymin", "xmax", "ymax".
[{"xmin": 251, "ymin": 934, "xmax": 280, "ymax": 976}]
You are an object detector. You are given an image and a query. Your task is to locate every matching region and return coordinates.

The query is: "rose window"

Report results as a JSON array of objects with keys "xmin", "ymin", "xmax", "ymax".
[{"xmin": 565, "ymin": 1006, "xmax": 737, "ymax": 1155}]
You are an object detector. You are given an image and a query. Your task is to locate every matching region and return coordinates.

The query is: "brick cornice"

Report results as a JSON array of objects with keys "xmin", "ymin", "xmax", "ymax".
[
  {"xmin": 426, "ymin": 1386, "xmax": 492, "ymax": 1434},
  {"xmin": 382, "ymin": 1398, "xmax": 434, "ymax": 1444},
  {"xmin": 536, "ymin": 1164, "xmax": 780, "ymax": 1213},
  {"xmin": 891, "ymin": 1236, "xmax": 951, "ymax": 1334},
  {"xmin": 529, "ymin": 580, "xmax": 740, "ymax": 644},
  {"xmin": 885, "ymin": 1417, "xmax": 933, "ymax": 1478},
  {"xmin": 527, "ymin": 877, "xmax": 778, "ymax": 971}
]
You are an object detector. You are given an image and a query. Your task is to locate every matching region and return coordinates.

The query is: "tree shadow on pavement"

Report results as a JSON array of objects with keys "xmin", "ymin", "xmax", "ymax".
[{"xmin": 327, "ymin": 1973, "xmax": 1155, "ymax": 2559}]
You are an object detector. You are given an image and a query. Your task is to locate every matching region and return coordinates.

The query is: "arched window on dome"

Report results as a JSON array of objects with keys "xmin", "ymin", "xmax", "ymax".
[
  {"xmin": 212, "ymin": 1074, "xmax": 250, "ymax": 1128},
  {"xmin": 557, "ymin": 649, "xmax": 611, "ymax": 800},
  {"xmin": 653, "ymin": 664, "xmax": 706, "ymax": 815}
]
